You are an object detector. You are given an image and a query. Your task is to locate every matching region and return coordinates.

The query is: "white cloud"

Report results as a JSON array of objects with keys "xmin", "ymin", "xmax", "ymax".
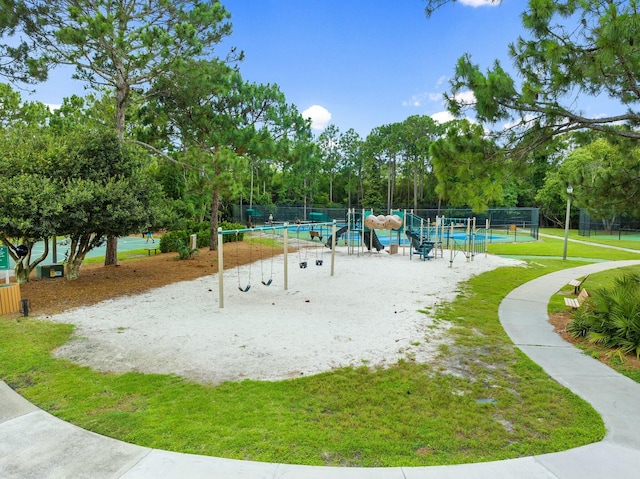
[
  {"xmin": 403, "ymin": 91, "xmax": 443, "ymax": 108},
  {"xmin": 459, "ymin": 0, "xmax": 500, "ymax": 8},
  {"xmin": 453, "ymin": 90, "xmax": 476, "ymax": 106},
  {"xmin": 431, "ymin": 111, "xmax": 456, "ymax": 124},
  {"xmin": 45, "ymin": 103, "xmax": 61, "ymax": 112},
  {"xmin": 302, "ymin": 105, "xmax": 332, "ymax": 130},
  {"xmin": 402, "ymin": 93, "xmax": 427, "ymax": 107}
]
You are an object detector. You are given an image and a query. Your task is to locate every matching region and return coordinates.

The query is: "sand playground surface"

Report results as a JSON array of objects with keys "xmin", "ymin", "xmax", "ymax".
[{"xmin": 48, "ymin": 246, "xmax": 523, "ymax": 384}]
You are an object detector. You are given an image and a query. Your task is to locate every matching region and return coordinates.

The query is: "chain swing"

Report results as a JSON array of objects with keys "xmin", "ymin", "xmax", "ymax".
[
  {"xmin": 236, "ymin": 231, "xmax": 251, "ymax": 292},
  {"xmin": 315, "ymin": 226, "xmax": 324, "ymax": 266},
  {"xmin": 297, "ymin": 225, "xmax": 307, "ymax": 268},
  {"xmin": 261, "ymin": 228, "xmax": 275, "ymax": 286}
]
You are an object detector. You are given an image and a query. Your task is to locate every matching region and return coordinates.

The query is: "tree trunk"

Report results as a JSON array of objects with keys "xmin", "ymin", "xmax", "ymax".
[
  {"xmin": 14, "ymin": 262, "xmax": 30, "ymax": 284},
  {"xmin": 329, "ymin": 175, "xmax": 333, "ymax": 204},
  {"xmin": 347, "ymin": 170, "xmax": 352, "ymax": 209},
  {"xmin": 65, "ymin": 257, "xmax": 85, "ymax": 281},
  {"xmin": 413, "ymin": 170, "xmax": 418, "ymax": 212},
  {"xmin": 105, "ymin": 70, "xmax": 129, "ymax": 266},
  {"xmin": 12, "ymin": 240, "xmax": 48, "ymax": 283},
  {"xmin": 104, "ymin": 236, "xmax": 118, "ymax": 266}
]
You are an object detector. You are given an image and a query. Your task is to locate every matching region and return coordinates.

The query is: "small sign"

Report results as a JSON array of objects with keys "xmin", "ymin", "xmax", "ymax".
[{"xmin": 0, "ymin": 246, "xmax": 9, "ymax": 270}]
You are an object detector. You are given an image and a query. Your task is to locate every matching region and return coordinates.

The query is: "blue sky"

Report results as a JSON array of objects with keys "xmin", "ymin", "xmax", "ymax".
[
  {"xmin": 217, "ymin": 0, "xmax": 526, "ymax": 137},
  {"xmin": 25, "ymin": 0, "xmax": 614, "ymax": 139}
]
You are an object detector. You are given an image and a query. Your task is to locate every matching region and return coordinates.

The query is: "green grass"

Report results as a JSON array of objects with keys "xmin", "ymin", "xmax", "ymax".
[
  {"xmin": 539, "ymin": 228, "xmax": 640, "ymax": 252},
  {"xmin": 80, "ymin": 248, "xmax": 159, "ymax": 265},
  {"xmin": 0, "ymin": 256, "xmax": 605, "ymax": 466},
  {"xmin": 489, "ymin": 231, "xmax": 640, "ymax": 260}
]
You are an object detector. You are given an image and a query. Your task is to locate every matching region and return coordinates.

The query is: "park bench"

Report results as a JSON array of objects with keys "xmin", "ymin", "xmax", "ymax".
[
  {"xmin": 568, "ymin": 274, "xmax": 589, "ymax": 294},
  {"xmin": 565, "ymin": 288, "xmax": 589, "ymax": 309},
  {"xmin": 145, "ymin": 245, "xmax": 159, "ymax": 255}
]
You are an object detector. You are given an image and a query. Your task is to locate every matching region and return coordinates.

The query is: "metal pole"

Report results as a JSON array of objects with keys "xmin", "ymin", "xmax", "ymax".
[
  {"xmin": 283, "ymin": 223, "xmax": 288, "ymax": 290},
  {"xmin": 449, "ymin": 222, "xmax": 454, "ymax": 268},
  {"xmin": 485, "ymin": 218, "xmax": 489, "ymax": 257},
  {"xmin": 52, "ymin": 236, "xmax": 57, "ymax": 264},
  {"xmin": 563, "ymin": 196, "xmax": 572, "ymax": 260},
  {"xmin": 331, "ymin": 220, "xmax": 336, "ymax": 276},
  {"xmin": 217, "ymin": 228, "xmax": 224, "ymax": 308}
]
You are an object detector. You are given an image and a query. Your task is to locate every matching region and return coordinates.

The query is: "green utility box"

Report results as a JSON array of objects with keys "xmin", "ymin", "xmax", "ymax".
[{"xmin": 36, "ymin": 264, "xmax": 65, "ymax": 279}]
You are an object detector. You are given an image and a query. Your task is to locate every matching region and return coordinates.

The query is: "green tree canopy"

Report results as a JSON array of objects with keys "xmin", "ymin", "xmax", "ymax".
[
  {"xmin": 3, "ymin": 0, "xmax": 239, "ymax": 264},
  {"xmin": 427, "ymin": 0, "xmax": 640, "ymax": 157},
  {"xmin": 538, "ymin": 137, "xmax": 640, "ymax": 225},
  {"xmin": 145, "ymin": 59, "xmax": 312, "ymax": 248},
  {"xmin": 430, "ymin": 120, "xmax": 505, "ymax": 213}
]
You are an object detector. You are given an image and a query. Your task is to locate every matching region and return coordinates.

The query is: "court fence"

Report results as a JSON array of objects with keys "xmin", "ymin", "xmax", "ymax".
[{"xmin": 233, "ymin": 206, "xmax": 539, "ymax": 240}]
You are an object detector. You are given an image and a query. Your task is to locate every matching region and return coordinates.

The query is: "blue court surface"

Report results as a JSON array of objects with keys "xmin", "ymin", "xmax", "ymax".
[{"xmin": 5, "ymin": 235, "xmax": 153, "ymax": 269}]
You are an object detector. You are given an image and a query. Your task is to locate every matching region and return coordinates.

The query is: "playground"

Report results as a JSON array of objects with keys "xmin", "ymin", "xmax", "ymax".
[{"xmin": 40, "ymin": 239, "xmax": 522, "ymax": 384}]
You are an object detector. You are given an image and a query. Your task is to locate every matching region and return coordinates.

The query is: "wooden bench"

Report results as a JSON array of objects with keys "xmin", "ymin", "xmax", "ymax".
[
  {"xmin": 145, "ymin": 246, "xmax": 159, "ymax": 255},
  {"xmin": 309, "ymin": 230, "xmax": 323, "ymax": 241},
  {"xmin": 568, "ymin": 274, "xmax": 589, "ymax": 294},
  {"xmin": 565, "ymin": 288, "xmax": 589, "ymax": 309}
]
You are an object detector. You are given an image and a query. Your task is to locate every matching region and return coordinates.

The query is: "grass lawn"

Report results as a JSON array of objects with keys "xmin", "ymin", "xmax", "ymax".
[{"xmin": 4, "ymin": 230, "xmax": 639, "ymax": 466}]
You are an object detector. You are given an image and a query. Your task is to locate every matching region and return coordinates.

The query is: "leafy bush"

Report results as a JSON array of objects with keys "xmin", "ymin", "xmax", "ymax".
[
  {"xmin": 160, "ymin": 221, "xmax": 245, "ymax": 252},
  {"xmin": 176, "ymin": 241, "xmax": 198, "ymax": 260},
  {"xmin": 567, "ymin": 272, "xmax": 640, "ymax": 357},
  {"xmin": 218, "ymin": 221, "xmax": 245, "ymax": 243},
  {"xmin": 159, "ymin": 230, "xmax": 189, "ymax": 253}
]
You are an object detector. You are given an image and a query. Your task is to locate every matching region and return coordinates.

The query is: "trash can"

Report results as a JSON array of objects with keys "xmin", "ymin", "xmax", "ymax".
[
  {"xmin": 0, "ymin": 284, "xmax": 21, "ymax": 314},
  {"xmin": 36, "ymin": 264, "xmax": 65, "ymax": 279}
]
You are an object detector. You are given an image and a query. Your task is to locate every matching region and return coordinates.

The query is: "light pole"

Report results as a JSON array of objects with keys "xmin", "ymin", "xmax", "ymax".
[{"xmin": 563, "ymin": 185, "xmax": 573, "ymax": 260}]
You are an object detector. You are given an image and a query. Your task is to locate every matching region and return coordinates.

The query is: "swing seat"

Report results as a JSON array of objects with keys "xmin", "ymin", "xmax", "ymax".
[
  {"xmin": 316, "ymin": 259, "xmax": 323, "ymax": 266},
  {"xmin": 238, "ymin": 284, "xmax": 251, "ymax": 292},
  {"xmin": 262, "ymin": 279, "xmax": 273, "ymax": 286},
  {"xmin": 299, "ymin": 261, "xmax": 308, "ymax": 268}
]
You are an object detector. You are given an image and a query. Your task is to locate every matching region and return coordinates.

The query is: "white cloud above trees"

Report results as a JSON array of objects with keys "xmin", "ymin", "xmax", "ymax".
[{"xmin": 302, "ymin": 105, "xmax": 332, "ymax": 130}]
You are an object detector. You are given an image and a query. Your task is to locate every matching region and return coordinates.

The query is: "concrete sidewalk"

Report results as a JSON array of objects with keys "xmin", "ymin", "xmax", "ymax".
[{"xmin": 2, "ymin": 260, "xmax": 640, "ymax": 478}]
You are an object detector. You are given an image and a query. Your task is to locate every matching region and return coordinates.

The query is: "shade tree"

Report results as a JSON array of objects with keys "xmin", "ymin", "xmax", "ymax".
[
  {"xmin": 145, "ymin": 59, "xmax": 313, "ymax": 248},
  {"xmin": 537, "ymin": 137, "xmax": 640, "ymax": 230},
  {"xmin": 430, "ymin": 120, "xmax": 506, "ymax": 213},
  {"xmin": 2, "ymin": 0, "xmax": 239, "ymax": 264},
  {"xmin": 426, "ymin": 0, "xmax": 640, "ymax": 159}
]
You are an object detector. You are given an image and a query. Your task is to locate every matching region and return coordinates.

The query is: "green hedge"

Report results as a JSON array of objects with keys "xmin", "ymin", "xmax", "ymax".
[{"xmin": 159, "ymin": 221, "xmax": 245, "ymax": 253}]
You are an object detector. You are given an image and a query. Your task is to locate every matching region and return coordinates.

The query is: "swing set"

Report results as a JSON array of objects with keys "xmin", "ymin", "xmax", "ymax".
[
  {"xmin": 295, "ymin": 224, "xmax": 325, "ymax": 269},
  {"xmin": 216, "ymin": 222, "xmax": 338, "ymax": 308}
]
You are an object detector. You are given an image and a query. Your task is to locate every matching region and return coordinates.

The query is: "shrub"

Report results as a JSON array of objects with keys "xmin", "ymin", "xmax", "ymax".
[
  {"xmin": 159, "ymin": 230, "xmax": 189, "ymax": 253},
  {"xmin": 218, "ymin": 221, "xmax": 245, "ymax": 243},
  {"xmin": 567, "ymin": 272, "xmax": 640, "ymax": 358},
  {"xmin": 160, "ymin": 221, "xmax": 245, "ymax": 252},
  {"xmin": 176, "ymin": 241, "xmax": 198, "ymax": 260}
]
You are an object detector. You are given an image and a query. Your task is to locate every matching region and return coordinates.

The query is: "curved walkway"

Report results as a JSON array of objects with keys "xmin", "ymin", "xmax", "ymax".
[{"xmin": 2, "ymin": 260, "xmax": 640, "ymax": 478}]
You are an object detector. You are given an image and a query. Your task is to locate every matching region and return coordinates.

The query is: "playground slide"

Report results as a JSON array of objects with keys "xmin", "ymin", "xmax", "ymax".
[
  {"xmin": 324, "ymin": 226, "xmax": 384, "ymax": 251},
  {"xmin": 325, "ymin": 225, "xmax": 349, "ymax": 249},
  {"xmin": 363, "ymin": 230, "xmax": 384, "ymax": 251},
  {"xmin": 405, "ymin": 229, "xmax": 435, "ymax": 260}
]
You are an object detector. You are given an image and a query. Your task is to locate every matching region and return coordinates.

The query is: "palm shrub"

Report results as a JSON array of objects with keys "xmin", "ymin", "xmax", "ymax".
[
  {"xmin": 567, "ymin": 273, "xmax": 640, "ymax": 357},
  {"xmin": 176, "ymin": 241, "xmax": 198, "ymax": 260}
]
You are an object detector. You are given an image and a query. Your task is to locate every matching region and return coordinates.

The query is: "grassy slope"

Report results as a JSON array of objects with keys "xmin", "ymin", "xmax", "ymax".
[{"xmin": 4, "ymin": 231, "xmax": 638, "ymax": 466}]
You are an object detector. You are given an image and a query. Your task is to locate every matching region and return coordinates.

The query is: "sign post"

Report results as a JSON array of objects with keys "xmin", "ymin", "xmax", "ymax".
[{"xmin": 0, "ymin": 245, "xmax": 9, "ymax": 284}]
